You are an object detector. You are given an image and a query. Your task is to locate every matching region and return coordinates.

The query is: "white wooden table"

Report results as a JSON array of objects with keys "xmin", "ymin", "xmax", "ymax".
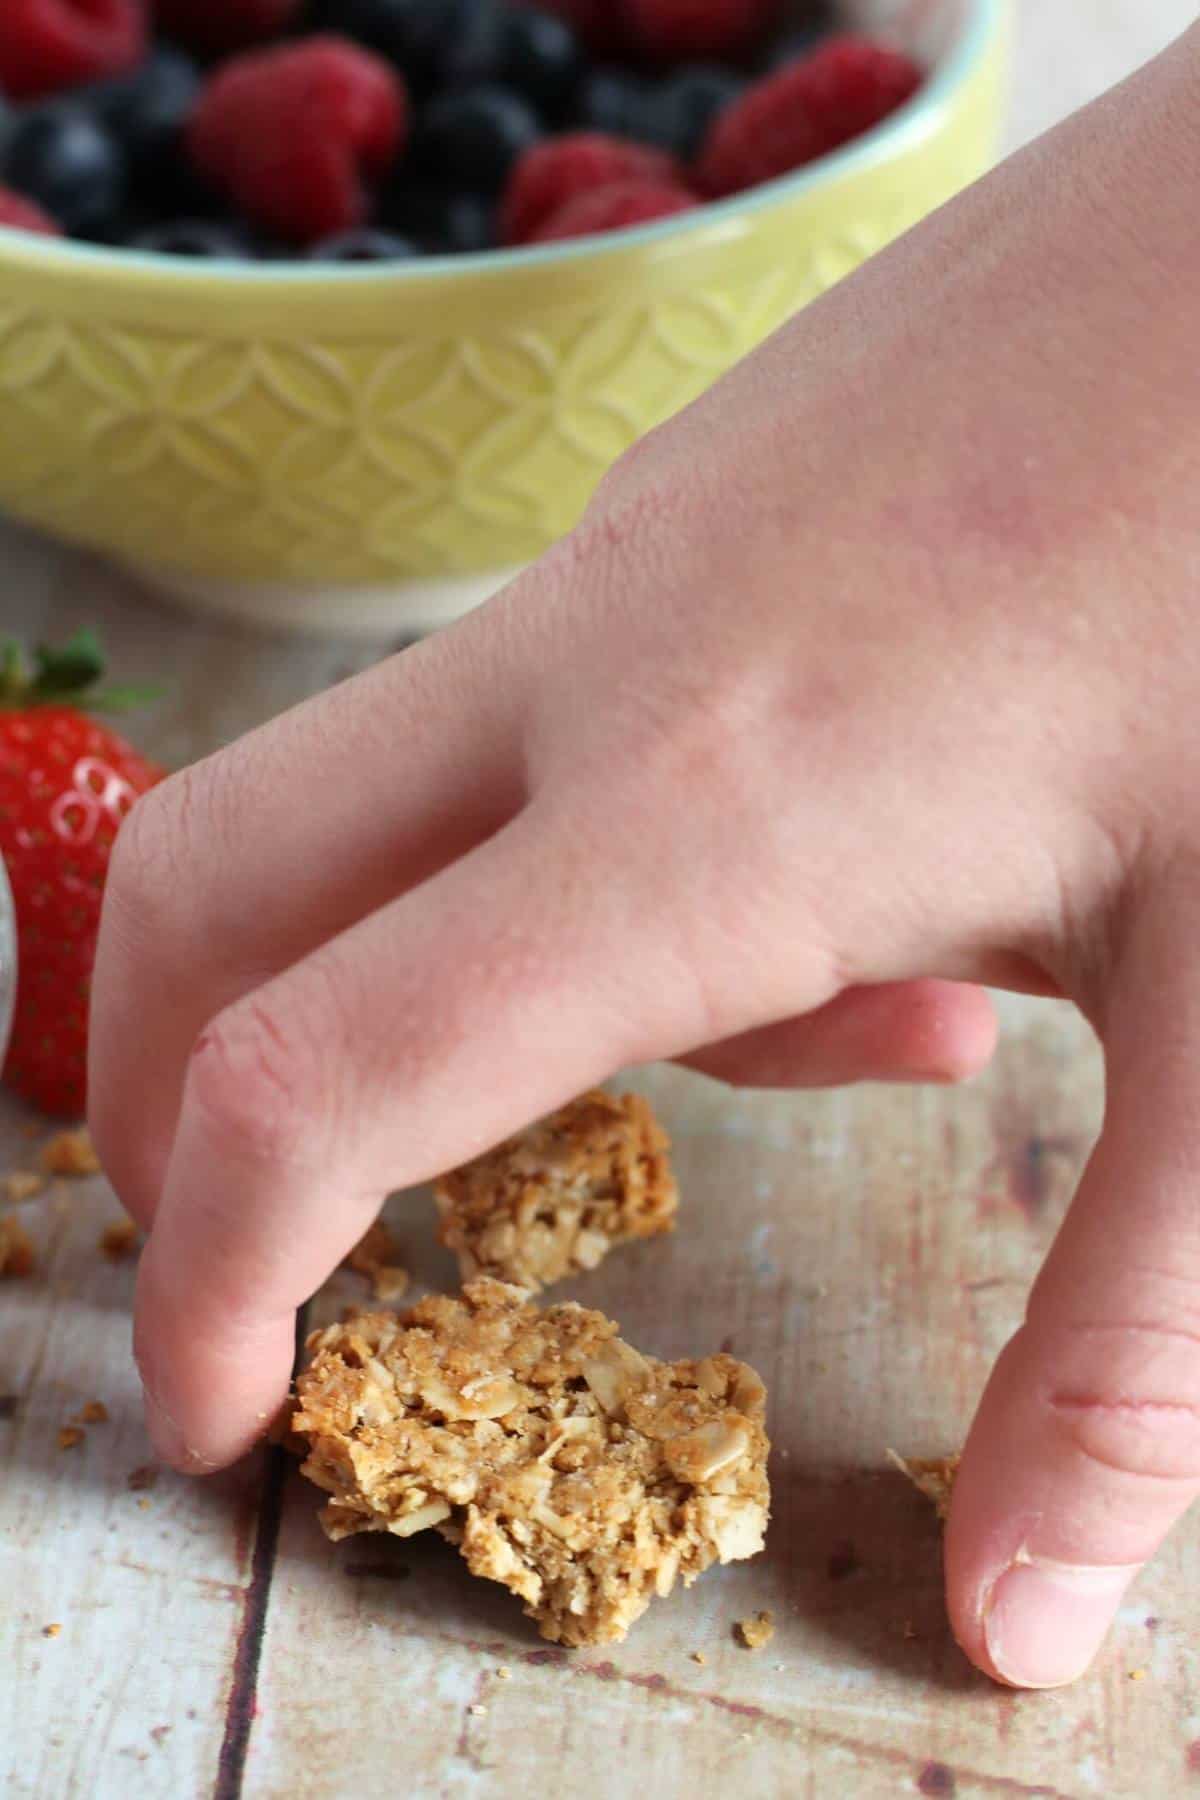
[{"xmin": 4, "ymin": 7, "xmax": 1199, "ymax": 1797}]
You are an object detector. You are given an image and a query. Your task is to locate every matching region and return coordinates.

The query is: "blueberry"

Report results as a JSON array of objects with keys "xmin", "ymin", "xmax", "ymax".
[
  {"xmin": 379, "ymin": 183, "xmax": 494, "ymax": 253},
  {"xmin": 305, "ymin": 228, "xmax": 422, "ymax": 261},
  {"xmin": 88, "ymin": 46, "xmax": 204, "ymax": 210},
  {"xmin": 2, "ymin": 108, "xmax": 127, "ymax": 240},
  {"xmin": 637, "ymin": 66, "xmax": 745, "ymax": 160},
  {"xmin": 575, "ymin": 69, "xmax": 654, "ymax": 140},
  {"xmin": 411, "ymin": 87, "xmax": 542, "ymax": 194},
  {"xmin": 130, "ymin": 219, "xmax": 257, "ymax": 258},
  {"xmin": 447, "ymin": 7, "xmax": 583, "ymax": 120},
  {"xmin": 332, "ymin": 0, "xmax": 480, "ymax": 97}
]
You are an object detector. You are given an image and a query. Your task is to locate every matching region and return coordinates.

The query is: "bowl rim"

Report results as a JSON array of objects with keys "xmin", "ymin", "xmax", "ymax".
[{"xmin": 0, "ymin": 0, "xmax": 1003, "ymax": 288}]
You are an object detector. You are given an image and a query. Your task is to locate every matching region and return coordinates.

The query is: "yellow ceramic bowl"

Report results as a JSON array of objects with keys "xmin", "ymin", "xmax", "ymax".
[{"xmin": 0, "ymin": 0, "xmax": 1006, "ymax": 636}]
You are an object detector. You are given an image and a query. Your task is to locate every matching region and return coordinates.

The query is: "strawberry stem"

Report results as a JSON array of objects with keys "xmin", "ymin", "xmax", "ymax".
[{"xmin": 0, "ymin": 630, "xmax": 161, "ymax": 714}]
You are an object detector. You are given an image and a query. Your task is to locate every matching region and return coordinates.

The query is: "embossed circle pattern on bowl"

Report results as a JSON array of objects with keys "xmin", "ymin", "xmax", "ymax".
[{"xmin": 0, "ymin": 0, "xmax": 1007, "ymax": 636}]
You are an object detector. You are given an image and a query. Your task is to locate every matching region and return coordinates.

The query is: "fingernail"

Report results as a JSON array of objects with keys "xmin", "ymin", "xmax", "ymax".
[
  {"xmin": 984, "ymin": 1556, "xmax": 1138, "ymax": 1688},
  {"xmin": 142, "ymin": 1386, "xmax": 188, "ymax": 1467}
]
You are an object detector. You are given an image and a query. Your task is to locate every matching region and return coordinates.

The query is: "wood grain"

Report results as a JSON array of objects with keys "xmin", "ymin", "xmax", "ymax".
[{"xmin": 4, "ymin": 5, "xmax": 1200, "ymax": 1795}]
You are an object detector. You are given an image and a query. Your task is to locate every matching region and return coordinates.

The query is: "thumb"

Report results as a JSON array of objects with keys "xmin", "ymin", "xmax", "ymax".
[{"xmin": 946, "ymin": 891, "xmax": 1200, "ymax": 1687}]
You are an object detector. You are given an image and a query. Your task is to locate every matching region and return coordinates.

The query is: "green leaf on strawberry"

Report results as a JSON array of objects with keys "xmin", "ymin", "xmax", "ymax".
[{"xmin": 0, "ymin": 628, "xmax": 162, "ymax": 715}]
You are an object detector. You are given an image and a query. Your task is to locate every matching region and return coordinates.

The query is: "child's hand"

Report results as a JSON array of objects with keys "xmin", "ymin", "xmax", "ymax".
[{"xmin": 89, "ymin": 27, "xmax": 1200, "ymax": 1689}]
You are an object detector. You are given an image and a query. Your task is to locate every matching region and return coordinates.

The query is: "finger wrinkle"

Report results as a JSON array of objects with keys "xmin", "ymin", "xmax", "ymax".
[
  {"xmin": 1045, "ymin": 1389, "xmax": 1200, "ymax": 1484},
  {"xmin": 1050, "ymin": 1391, "xmax": 1200, "ymax": 1424}
]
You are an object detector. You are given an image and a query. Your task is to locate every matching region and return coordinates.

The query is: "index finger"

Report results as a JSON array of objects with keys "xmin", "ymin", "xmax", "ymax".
[{"xmin": 134, "ymin": 791, "xmax": 814, "ymax": 1471}]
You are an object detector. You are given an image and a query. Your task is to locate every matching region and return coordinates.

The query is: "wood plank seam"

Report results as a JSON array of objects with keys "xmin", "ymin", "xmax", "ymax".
[{"xmin": 214, "ymin": 1305, "xmax": 310, "ymax": 1800}]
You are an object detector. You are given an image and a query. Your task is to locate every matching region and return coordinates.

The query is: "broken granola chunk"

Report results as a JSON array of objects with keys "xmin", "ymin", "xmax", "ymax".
[
  {"xmin": 736, "ymin": 1609, "xmax": 775, "ymax": 1650},
  {"xmin": 292, "ymin": 1279, "xmax": 769, "ymax": 1647},
  {"xmin": 41, "ymin": 1128, "xmax": 101, "ymax": 1178},
  {"xmin": 0, "ymin": 1213, "xmax": 35, "ymax": 1278},
  {"xmin": 434, "ymin": 1091, "xmax": 679, "ymax": 1293},
  {"xmin": 888, "ymin": 1450, "xmax": 961, "ymax": 1522}
]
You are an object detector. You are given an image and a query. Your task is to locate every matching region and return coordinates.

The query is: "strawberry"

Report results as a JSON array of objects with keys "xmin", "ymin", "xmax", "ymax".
[{"xmin": 0, "ymin": 633, "xmax": 164, "ymax": 1118}]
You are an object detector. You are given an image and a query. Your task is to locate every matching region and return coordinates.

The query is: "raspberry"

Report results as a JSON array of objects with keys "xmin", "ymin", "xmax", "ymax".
[
  {"xmin": 0, "ymin": 187, "xmax": 61, "ymax": 235},
  {"xmin": 188, "ymin": 37, "xmax": 407, "ymax": 246},
  {"xmin": 151, "ymin": 0, "xmax": 302, "ymax": 58},
  {"xmin": 502, "ymin": 132, "xmax": 679, "ymax": 247},
  {"xmin": 696, "ymin": 35, "xmax": 922, "ymax": 197},
  {"xmin": 0, "ymin": 0, "xmax": 144, "ymax": 103},
  {"xmin": 621, "ymin": 0, "xmax": 780, "ymax": 64},
  {"xmin": 530, "ymin": 178, "xmax": 697, "ymax": 244}
]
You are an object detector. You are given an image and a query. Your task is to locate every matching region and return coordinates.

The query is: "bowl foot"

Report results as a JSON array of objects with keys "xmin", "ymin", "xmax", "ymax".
[{"xmin": 118, "ymin": 561, "xmax": 524, "ymax": 641}]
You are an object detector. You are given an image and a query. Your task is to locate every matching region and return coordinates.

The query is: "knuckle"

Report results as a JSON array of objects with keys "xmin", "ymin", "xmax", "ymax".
[
  {"xmin": 1044, "ymin": 1322, "xmax": 1200, "ymax": 1483},
  {"xmin": 585, "ymin": 415, "xmax": 675, "ymax": 518},
  {"xmin": 185, "ymin": 992, "xmax": 324, "ymax": 1169},
  {"xmin": 105, "ymin": 762, "xmax": 209, "ymax": 948}
]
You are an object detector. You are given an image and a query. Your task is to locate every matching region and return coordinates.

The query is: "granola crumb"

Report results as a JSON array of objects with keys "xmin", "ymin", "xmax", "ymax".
[
  {"xmin": 496, "ymin": 1665, "xmax": 512, "ymax": 1681},
  {"xmin": 41, "ymin": 1128, "xmax": 101, "ymax": 1178},
  {"xmin": 372, "ymin": 1265, "xmax": 410, "ymax": 1303},
  {"xmin": 78, "ymin": 1401, "xmax": 109, "ymax": 1425},
  {"xmin": 3, "ymin": 1171, "xmax": 44, "ymax": 1204},
  {"xmin": 468, "ymin": 1704, "xmax": 488, "ymax": 1717},
  {"xmin": 42, "ymin": 1623, "xmax": 62, "ymax": 1639},
  {"xmin": 345, "ymin": 1220, "xmax": 409, "ymax": 1303},
  {"xmin": 100, "ymin": 1218, "xmax": 139, "ymax": 1262},
  {"xmin": 434, "ymin": 1091, "xmax": 679, "ymax": 1294},
  {"xmin": 691, "ymin": 1650, "xmax": 707, "ymax": 1665},
  {"xmin": 127, "ymin": 1464, "xmax": 158, "ymax": 1492},
  {"xmin": 137, "ymin": 1498, "xmax": 152, "ymax": 1511},
  {"xmin": 292, "ymin": 1278, "xmax": 770, "ymax": 1647},
  {"xmin": 1129, "ymin": 1668, "xmax": 1148, "ymax": 1682},
  {"xmin": 58, "ymin": 1426, "xmax": 84, "ymax": 1451},
  {"xmin": 736, "ymin": 1610, "xmax": 775, "ymax": 1651},
  {"xmin": 887, "ymin": 1449, "xmax": 961, "ymax": 1522},
  {"xmin": 0, "ymin": 1213, "xmax": 35, "ymax": 1279}
]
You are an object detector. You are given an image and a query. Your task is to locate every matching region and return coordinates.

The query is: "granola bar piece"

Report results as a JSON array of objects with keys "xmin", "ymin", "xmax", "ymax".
[
  {"xmin": 434, "ymin": 1091, "xmax": 678, "ymax": 1293},
  {"xmin": 292, "ymin": 1278, "xmax": 769, "ymax": 1647}
]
